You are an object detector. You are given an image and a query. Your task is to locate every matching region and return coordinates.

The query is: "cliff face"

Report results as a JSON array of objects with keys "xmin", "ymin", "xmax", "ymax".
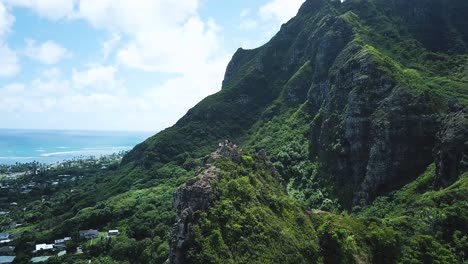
[
  {"xmin": 310, "ymin": 44, "xmax": 442, "ymax": 205},
  {"xmin": 433, "ymin": 107, "xmax": 468, "ymax": 188}
]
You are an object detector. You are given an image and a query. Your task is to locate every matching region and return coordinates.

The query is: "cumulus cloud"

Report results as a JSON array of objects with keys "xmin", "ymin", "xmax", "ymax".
[
  {"xmin": 76, "ymin": 0, "xmax": 225, "ymax": 74},
  {"xmin": 74, "ymin": 0, "xmax": 230, "ymax": 130},
  {"xmin": 72, "ymin": 65, "xmax": 124, "ymax": 93},
  {"xmin": 24, "ymin": 39, "xmax": 71, "ymax": 65},
  {"xmin": 76, "ymin": 0, "xmax": 198, "ymax": 32}
]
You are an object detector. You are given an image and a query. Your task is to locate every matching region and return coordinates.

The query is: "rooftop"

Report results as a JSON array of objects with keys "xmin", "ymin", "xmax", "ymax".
[
  {"xmin": 31, "ymin": 256, "xmax": 51, "ymax": 263},
  {"xmin": 0, "ymin": 246, "xmax": 14, "ymax": 253},
  {"xmin": 0, "ymin": 256, "xmax": 15, "ymax": 264}
]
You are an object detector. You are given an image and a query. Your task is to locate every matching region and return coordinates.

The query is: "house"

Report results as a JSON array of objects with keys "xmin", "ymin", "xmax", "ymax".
[
  {"xmin": 79, "ymin": 229, "xmax": 99, "ymax": 240},
  {"xmin": 35, "ymin": 244, "xmax": 54, "ymax": 251},
  {"xmin": 54, "ymin": 237, "xmax": 71, "ymax": 245},
  {"xmin": 0, "ymin": 234, "xmax": 9, "ymax": 242},
  {"xmin": 8, "ymin": 223, "xmax": 21, "ymax": 230},
  {"xmin": 0, "ymin": 246, "xmax": 14, "ymax": 254},
  {"xmin": 31, "ymin": 256, "xmax": 51, "ymax": 263},
  {"xmin": 108, "ymin": 230, "xmax": 119, "ymax": 236},
  {"xmin": 0, "ymin": 256, "xmax": 15, "ymax": 264}
]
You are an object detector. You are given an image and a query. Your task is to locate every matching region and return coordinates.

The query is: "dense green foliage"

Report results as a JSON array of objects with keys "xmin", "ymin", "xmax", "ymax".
[
  {"xmin": 2, "ymin": 0, "xmax": 467, "ymax": 263},
  {"xmin": 187, "ymin": 157, "xmax": 319, "ymax": 263}
]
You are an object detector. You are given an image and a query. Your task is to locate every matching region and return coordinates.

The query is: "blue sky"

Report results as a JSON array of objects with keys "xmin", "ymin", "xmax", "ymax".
[{"xmin": 0, "ymin": 0, "xmax": 305, "ymax": 132}]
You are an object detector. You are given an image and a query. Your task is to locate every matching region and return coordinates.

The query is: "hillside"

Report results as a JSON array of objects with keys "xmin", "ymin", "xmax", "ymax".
[{"xmin": 2, "ymin": 0, "xmax": 467, "ymax": 263}]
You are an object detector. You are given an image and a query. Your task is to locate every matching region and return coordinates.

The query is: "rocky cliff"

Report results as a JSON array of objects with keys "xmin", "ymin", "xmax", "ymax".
[
  {"xmin": 433, "ymin": 106, "xmax": 468, "ymax": 188},
  {"xmin": 169, "ymin": 142, "xmax": 241, "ymax": 264}
]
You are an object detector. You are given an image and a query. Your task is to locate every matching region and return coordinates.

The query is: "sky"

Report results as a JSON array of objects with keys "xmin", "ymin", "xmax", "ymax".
[{"xmin": 0, "ymin": 0, "xmax": 305, "ymax": 132}]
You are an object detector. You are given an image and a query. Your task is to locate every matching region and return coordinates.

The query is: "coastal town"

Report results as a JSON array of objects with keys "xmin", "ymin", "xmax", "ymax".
[
  {"xmin": 0, "ymin": 228, "xmax": 120, "ymax": 263},
  {"xmin": 0, "ymin": 153, "xmax": 126, "ymax": 263}
]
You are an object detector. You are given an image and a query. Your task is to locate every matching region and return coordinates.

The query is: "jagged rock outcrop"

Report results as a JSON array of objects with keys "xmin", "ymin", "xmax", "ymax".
[
  {"xmin": 433, "ymin": 107, "xmax": 468, "ymax": 188},
  {"xmin": 168, "ymin": 141, "xmax": 240, "ymax": 264}
]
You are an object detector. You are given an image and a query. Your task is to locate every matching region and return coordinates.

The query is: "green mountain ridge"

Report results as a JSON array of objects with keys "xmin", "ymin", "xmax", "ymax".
[{"xmin": 3, "ymin": 0, "xmax": 467, "ymax": 263}]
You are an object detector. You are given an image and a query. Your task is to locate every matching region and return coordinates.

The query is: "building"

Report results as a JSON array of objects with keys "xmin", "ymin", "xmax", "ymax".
[
  {"xmin": 35, "ymin": 244, "xmax": 54, "ymax": 251},
  {"xmin": 108, "ymin": 230, "xmax": 119, "ymax": 236},
  {"xmin": 0, "ymin": 246, "xmax": 14, "ymax": 254},
  {"xmin": 79, "ymin": 229, "xmax": 99, "ymax": 240},
  {"xmin": 54, "ymin": 237, "xmax": 71, "ymax": 245},
  {"xmin": 0, "ymin": 234, "xmax": 9, "ymax": 242},
  {"xmin": 31, "ymin": 256, "xmax": 51, "ymax": 263},
  {"xmin": 0, "ymin": 256, "xmax": 15, "ymax": 264}
]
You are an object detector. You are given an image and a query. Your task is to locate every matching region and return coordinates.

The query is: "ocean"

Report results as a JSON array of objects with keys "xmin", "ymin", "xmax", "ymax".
[{"xmin": 0, "ymin": 129, "xmax": 154, "ymax": 164}]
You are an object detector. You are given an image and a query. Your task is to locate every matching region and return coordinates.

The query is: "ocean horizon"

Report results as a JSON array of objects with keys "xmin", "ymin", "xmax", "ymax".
[{"xmin": 0, "ymin": 129, "xmax": 154, "ymax": 165}]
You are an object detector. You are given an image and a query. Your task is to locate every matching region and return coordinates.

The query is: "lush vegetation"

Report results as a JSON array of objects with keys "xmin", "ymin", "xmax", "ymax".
[
  {"xmin": 2, "ymin": 0, "xmax": 467, "ymax": 263},
  {"xmin": 187, "ymin": 156, "xmax": 319, "ymax": 263}
]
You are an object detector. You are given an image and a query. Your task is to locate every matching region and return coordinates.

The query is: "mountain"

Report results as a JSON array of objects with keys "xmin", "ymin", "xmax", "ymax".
[
  {"xmin": 124, "ymin": 0, "xmax": 468, "ymax": 207},
  {"xmin": 5, "ymin": 0, "xmax": 467, "ymax": 263}
]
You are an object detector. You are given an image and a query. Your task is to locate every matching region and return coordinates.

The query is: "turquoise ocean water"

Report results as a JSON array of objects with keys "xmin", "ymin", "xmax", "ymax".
[{"xmin": 0, "ymin": 129, "xmax": 153, "ymax": 164}]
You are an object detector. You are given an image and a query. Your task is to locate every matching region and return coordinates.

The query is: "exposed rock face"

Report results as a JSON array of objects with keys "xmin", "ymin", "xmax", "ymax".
[
  {"xmin": 169, "ymin": 142, "xmax": 240, "ymax": 264},
  {"xmin": 310, "ymin": 43, "xmax": 441, "ymax": 206},
  {"xmin": 433, "ymin": 107, "xmax": 468, "ymax": 188}
]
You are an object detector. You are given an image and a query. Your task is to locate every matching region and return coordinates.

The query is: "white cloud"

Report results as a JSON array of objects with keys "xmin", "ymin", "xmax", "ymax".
[
  {"xmin": 76, "ymin": 0, "xmax": 225, "ymax": 74},
  {"xmin": 72, "ymin": 65, "xmax": 123, "ymax": 93},
  {"xmin": 0, "ymin": 43, "xmax": 20, "ymax": 76},
  {"xmin": 24, "ymin": 39, "xmax": 71, "ymax": 65},
  {"xmin": 237, "ymin": 0, "xmax": 305, "ymax": 48},
  {"xmin": 0, "ymin": 64, "xmax": 151, "ymax": 130},
  {"xmin": 0, "ymin": 2, "xmax": 19, "ymax": 77},
  {"xmin": 5, "ymin": 0, "xmax": 76, "ymax": 20},
  {"xmin": 116, "ymin": 17, "xmax": 224, "ymax": 74},
  {"xmin": 76, "ymin": 0, "xmax": 198, "ymax": 32},
  {"xmin": 259, "ymin": 0, "xmax": 305, "ymax": 24},
  {"xmin": 0, "ymin": 1, "xmax": 14, "ymax": 37}
]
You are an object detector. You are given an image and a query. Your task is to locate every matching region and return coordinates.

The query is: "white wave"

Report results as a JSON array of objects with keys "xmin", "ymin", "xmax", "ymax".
[
  {"xmin": 40, "ymin": 147, "xmax": 130, "ymax": 157},
  {"xmin": 82, "ymin": 146, "xmax": 132, "ymax": 150}
]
